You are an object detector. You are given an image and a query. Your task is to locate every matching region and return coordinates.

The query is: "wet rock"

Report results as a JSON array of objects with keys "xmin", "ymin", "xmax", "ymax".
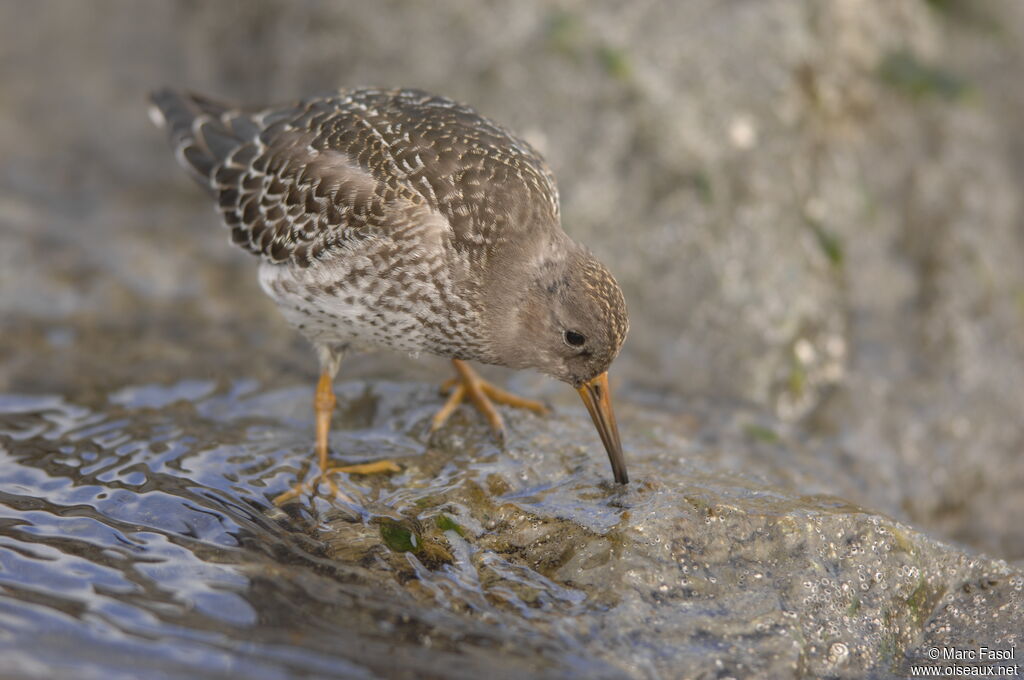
[
  {"xmin": 2, "ymin": 1, "xmax": 1024, "ymax": 677},
  {"xmin": 3, "ymin": 0, "xmax": 1024, "ymax": 560},
  {"xmin": 0, "ymin": 381, "xmax": 1019, "ymax": 678}
]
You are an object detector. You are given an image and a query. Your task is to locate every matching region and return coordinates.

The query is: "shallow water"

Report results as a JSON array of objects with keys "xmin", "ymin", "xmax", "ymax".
[
  {"xmin": 2, "ymin": 380, "xmax": 1020, "ymax": 678},
  {"xmin": 0, "ymin": 383, "xmax": 606, "ymax": 678}
]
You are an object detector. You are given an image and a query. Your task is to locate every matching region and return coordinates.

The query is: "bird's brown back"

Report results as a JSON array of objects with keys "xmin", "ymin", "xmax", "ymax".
[{"xmin": 150, "ymin": 88, "xmax": 561, "ymax": 267}]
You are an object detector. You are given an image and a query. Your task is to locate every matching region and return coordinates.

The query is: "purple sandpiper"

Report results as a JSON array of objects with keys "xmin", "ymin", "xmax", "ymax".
[{"xmin": 149, "ymin": 88, "xmax": 629, "ymax": 502}]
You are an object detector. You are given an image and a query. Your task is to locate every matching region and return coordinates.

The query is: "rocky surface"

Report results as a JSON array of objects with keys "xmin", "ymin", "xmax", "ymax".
[
  {"xmin": 1, "ymin": 1, "xmax": 1023, "ymax": 678},
  {"xmin": 1, "ymin": 382, "xmax": 1021, "ymax": 678}
]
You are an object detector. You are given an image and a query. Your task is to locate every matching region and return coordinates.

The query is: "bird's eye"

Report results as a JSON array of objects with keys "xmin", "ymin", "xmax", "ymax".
[{"xmin": 564, "ymin": 330, "xmax": 586, "ymax": 347}]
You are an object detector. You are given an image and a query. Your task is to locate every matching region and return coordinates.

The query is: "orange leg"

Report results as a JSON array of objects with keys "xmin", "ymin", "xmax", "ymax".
[
  {"xmin": 314, "ymin": 371, "xmax": 335, "ymax": 473},
  {"xmin": 273, "ymin": 371, "xmax": 399, "ymax": 506},
  {"xmin": 431, "ymin": 359, "xmax": 548, "ymax": 441}
]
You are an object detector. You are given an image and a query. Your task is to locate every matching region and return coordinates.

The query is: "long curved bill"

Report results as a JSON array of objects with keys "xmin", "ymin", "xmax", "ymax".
[{"xmin": 577, "ymin": 372, "xmax": 628, "ymax": 484}]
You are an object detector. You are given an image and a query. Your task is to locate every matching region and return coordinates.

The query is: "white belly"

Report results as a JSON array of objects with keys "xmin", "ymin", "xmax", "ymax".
[
  {"xmin": 256, "ymin": 253, "xmax": 479, "ymax": 358},
  {"xmin": 259, "ymin": 260, "xmax": 407, "ymax": 353}
]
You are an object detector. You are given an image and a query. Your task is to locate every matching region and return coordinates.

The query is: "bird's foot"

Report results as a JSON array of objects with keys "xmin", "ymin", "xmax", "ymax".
[
  {"xmin": 272, "ymin": 460, "xmax": 401, "ymax": 506},
  {"xmin": 431, "ymin": 359, "xmax": 548, "ymax": 441}
]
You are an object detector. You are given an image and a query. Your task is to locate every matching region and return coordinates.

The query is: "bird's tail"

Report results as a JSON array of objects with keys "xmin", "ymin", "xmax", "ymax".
[{"xmin": 148, "ymin": 89, "xmax": 260, "ymax": 190}]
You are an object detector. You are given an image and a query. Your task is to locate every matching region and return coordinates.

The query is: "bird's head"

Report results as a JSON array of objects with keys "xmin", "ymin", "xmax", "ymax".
[{"xmin": 486, "ymin": 244, "xmax": 629, "ymax": 483}]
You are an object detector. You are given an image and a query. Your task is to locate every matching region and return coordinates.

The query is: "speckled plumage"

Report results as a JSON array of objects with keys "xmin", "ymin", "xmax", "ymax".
[
  {"xmin": 150, "ymin": 87, "xmax": 627, "ymax": 384},
  {"xmin": 152, "ymin": 86, "xmax": 632, "ymax": 485}
]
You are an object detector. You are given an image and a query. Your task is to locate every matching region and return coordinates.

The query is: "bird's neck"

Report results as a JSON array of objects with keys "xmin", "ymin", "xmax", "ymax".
[{"xmin": 473, "ymin": 233, "xmax": 579, "ymax": 367}]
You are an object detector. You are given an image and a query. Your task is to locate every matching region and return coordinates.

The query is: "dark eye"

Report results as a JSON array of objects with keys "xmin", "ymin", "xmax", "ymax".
[{"xmin": 564, "ymin": 330, "xmax": 586, "ymax": 347}]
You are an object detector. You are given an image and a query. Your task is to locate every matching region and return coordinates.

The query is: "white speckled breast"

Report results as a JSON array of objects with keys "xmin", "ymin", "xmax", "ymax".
[{"xmin": 258, "ymin": 229, "xmax": 483, "ymax": 359}]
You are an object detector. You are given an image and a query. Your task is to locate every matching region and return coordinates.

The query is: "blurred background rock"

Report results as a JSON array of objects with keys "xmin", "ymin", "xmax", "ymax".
[{"xmin": 1, "ymin": 0, "xmax": 1022, "ymax": 560}]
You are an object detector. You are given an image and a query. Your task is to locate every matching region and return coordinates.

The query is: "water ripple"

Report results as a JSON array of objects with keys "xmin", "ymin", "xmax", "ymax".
[{"xmin": 0, "ymin": 381, "xmax": 620, "ymax": 679}]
